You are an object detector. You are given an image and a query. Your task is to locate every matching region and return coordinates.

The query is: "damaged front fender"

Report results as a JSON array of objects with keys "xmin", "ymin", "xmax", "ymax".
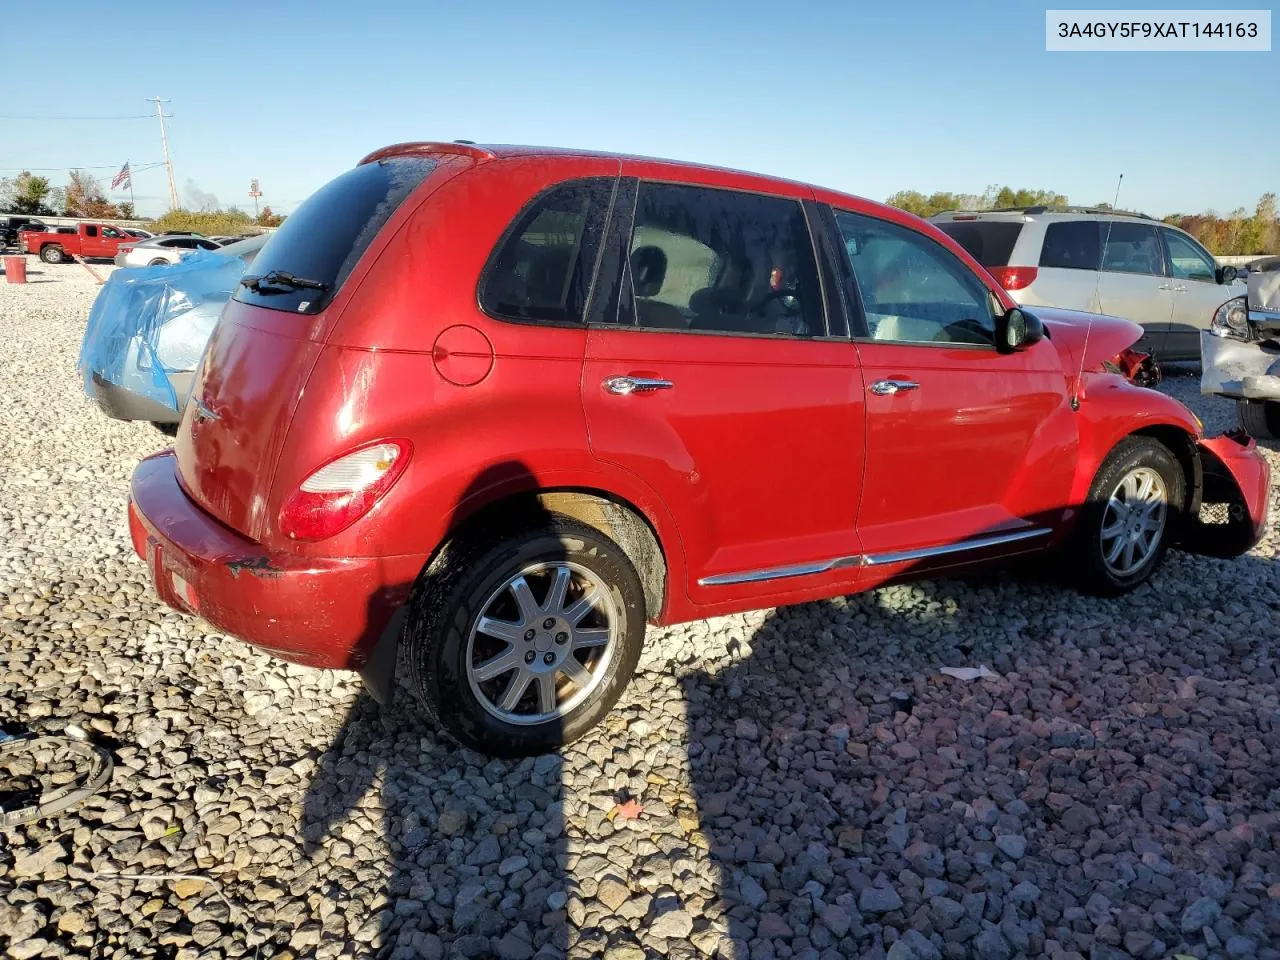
[{"xmin": 1177, "ymin": 431, "xmax": 1272, "ymax": 558}]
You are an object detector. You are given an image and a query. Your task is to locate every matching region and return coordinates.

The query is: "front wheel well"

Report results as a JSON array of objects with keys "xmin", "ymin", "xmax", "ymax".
[
  {"xmin": 438, "ymin": 489, "xmax": 667, "ymax": 621},
  {"xmin": 1129, "ymin": 425, "xmax": 1202, "ymax": 517}
]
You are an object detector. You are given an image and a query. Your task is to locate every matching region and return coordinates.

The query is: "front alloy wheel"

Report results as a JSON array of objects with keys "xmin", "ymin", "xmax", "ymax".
[
  {"xmin": 1099, "ymin": 466, "xmax": 1167, "ymax": 577},
  {"xmin": 1074, "ymin": 436, "xmax": 1184, "ymax": 595}
]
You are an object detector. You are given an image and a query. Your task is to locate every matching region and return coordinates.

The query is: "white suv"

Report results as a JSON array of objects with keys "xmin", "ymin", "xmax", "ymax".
[{"xmin": 931, "ymin": 207, "xmax": 1246, "ymax": 361}]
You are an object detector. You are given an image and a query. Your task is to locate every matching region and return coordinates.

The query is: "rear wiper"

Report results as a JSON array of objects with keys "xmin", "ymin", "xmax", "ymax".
[{"xmin": 240, "ymin": 270, "xmax": 329, "ymax": 293}]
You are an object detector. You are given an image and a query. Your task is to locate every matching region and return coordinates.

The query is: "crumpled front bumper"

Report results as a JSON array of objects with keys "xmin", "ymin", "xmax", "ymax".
[
  {"xmin": 1200, "ymin": 331, "xmax": 1280, "ymax": 401},
  {"xmin": 1178, "ymin": 431, "xmax": 1272, "ymax": 558}
]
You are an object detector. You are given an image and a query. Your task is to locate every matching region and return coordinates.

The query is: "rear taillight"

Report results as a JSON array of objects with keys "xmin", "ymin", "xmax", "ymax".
[
  {"xmin": 278, "ymin": 440, "xmax": 411, "ymax": 541},
  {"xmin": 120, "ymin": 244, "xmax": 135, "ymax": 253},
  {"xmin": 988, "ymin": 266, "xmax": 1039, "ymax": 291}
]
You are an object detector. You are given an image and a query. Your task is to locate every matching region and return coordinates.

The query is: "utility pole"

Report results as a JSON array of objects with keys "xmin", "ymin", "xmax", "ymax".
[
  {"xmin": 148, "ymin": 97, "xmax": 179, "ymax": 211},
  {"xmin": 249, "ymin": 178, "xmax": 262, "ymax": 218}
]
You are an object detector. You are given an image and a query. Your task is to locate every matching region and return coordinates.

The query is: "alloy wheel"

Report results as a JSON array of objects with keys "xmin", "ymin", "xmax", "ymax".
[
  {"xmin": 1099, "ymin": 465, "xmax": 1168, "ymax": 577},
  {"xmin": 465, "ymin": 561, "xmax": 618, "ymax": 726}
]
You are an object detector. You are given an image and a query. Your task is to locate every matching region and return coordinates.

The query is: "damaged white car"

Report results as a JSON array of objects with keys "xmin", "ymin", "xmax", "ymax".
[{"xmin": 1202, "ymin": 260, "xmax": 1280, "ymax": 439}]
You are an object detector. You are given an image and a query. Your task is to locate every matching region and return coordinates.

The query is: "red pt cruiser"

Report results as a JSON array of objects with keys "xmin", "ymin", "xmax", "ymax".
[{"xmin": 129, "ymin": 143, "xmax": 1270, "ymax": 756}]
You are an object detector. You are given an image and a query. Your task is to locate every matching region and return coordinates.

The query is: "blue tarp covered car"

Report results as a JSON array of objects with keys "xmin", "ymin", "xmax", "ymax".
[{"xmin": 78, "ymin": 235, "xmax": 267, "ymax": 432}]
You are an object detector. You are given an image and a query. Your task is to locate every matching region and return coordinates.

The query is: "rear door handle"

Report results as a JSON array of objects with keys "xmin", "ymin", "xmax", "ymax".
[
  {"xmin": 870, "ymin": 379, "xmax": 919, "ymax": 396},
  {"xmin": 1157, "ymin": 283, "xmax": 1175, "ymax": 290},
  {"xmin": 604, "ymin": 376, "xmax": 673, "ymax": 395}
]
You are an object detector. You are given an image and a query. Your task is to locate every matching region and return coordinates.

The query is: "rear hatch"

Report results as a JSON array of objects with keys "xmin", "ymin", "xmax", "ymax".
[
  {"xmin": 933, "ymin": 216, "xmax": 1025, "ymax": 270},
  {"xmin": 173, "ymin": 153, "xmax": 445, "ymax": 541}
]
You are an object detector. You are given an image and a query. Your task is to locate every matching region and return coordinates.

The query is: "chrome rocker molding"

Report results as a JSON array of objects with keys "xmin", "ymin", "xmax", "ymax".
[{"xmin": 698, "ymin": 528, "xmax": 1052, "ymax": 587}]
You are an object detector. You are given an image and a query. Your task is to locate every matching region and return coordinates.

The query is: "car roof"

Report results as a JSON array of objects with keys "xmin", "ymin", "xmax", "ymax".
[
  {"xmin": 359, "ymin": 140, "xmax": 906, "ymax": 222},
  {"xmin": 931, "ymin": 207, "xmax": 1158, "ymax": 223}
]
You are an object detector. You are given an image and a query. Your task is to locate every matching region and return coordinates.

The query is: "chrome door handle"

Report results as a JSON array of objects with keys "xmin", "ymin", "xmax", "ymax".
[
  {"xmin": 1157, "ymin": 283, "xmax": 1174, "ymax": 290},
  {"xmin": 870, "ymin": 379, "xmax": 919, "ymax": 396},
  {"xmin": 1172, "ymin": 284, "xmax": 1187, "ymax": 293},
  {"xmin": 604, "ymin": 376, "xmax": 673, "ymax": 395}
]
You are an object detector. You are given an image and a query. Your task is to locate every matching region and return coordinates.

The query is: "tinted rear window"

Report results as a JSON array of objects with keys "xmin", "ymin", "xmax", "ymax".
[
  {"xmin": 934, "ymin": 221, "xmax": 1022, "ymax": 266},
  {"xmin": 234, "ymin": 155, "xmax": 437, "ymax": 314},
  {"xmin": 1039, "ymin": 221, "xmax": 1101, "ymax": 270}
]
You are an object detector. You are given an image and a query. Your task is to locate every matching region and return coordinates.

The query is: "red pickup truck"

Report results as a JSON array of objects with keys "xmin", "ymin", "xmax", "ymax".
[{"xmin": 19, "ymin": 222, "xmax": 135, "ymax": 263}]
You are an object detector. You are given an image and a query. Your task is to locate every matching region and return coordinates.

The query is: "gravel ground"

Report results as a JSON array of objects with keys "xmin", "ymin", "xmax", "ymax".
[{"xmin": 2, "ymin": 263, "xmax": 1278, "ymax": 960}]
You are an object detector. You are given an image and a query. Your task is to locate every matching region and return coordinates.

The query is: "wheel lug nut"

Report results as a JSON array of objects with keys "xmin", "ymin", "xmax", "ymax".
[
  {"xmin": 524, "ymin": 629, "xmax": 536, "ymax": 641},
  {"xmin": 543, "ymin": 653, "xmax": 555, "ymax": 665},
  {"xmin": 524, "ymin": 651, "xmax": 536, "ymax": 664},
  {"xmin": 543, "ymin": 618, "xmax": 556, "ymax": 629},
  {"xmin": 555, "ymin": 632, "xmax": 568, "ymax": 644}
]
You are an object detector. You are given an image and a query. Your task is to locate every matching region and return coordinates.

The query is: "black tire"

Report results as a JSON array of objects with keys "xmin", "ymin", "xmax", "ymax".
[
  {"xmin": 40, "ymin": 245, "xmax": 64, "ymax": 264},
  {"xmin": 148, "ymin": 258, "xmax": 168, "ymax": 267},
  {"xmin": 407, "ymin": 516, "xmax": 646, "ymax": 756},
  {"xmin": 1237, "ymin": 399, "xmax": 1280, "ymax": 440},
  {"xmin": 1073, "ymin": 436, "xmax": 1186, "ymax": 596},
  {"xmin": 150, "ymin": 422, "xmax": 179, "ymax": 437}
]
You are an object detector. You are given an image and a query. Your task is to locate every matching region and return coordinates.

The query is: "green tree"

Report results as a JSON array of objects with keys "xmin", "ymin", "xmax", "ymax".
[
  {"xmin": 116, "ymin": 201, "xmax": 135, "ymax": 220},
  {"xmin": 886, "ymin": 185, "xmax": 1068, "ymax": 219},
  {"xmin": 151, "ymin": 208, "xmax": 257, "ymax": 236},
  {"xmin": 2, "ymin": 171, "xmax": 54, "ymax": 215}
]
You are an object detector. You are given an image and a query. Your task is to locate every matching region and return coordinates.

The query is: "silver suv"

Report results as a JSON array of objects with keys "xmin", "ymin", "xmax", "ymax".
[{"xmin": 931, "ymin": 207, "xmax": 1246, "ymax": 361}]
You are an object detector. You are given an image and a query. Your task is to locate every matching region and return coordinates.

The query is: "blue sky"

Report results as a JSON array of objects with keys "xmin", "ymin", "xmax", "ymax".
[{"xmin": 2, "ymin": 0, "xmax": 1273, "ymax": 218}]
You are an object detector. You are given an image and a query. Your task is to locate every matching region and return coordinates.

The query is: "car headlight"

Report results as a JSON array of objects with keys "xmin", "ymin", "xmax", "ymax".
[{"xmin": 1210, "ymin": 296, "xmax": 1250, "ymax": 340}]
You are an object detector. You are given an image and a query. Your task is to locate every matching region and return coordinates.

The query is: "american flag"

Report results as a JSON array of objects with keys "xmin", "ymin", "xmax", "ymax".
[{"xmin": 110, "ymin": 162, "xmax": 131, "ymax": 190}]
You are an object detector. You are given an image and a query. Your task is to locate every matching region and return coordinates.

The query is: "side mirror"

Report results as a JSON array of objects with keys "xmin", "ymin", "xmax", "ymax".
[
  {"xmin": 999, "ymin": 307, "xmax": 1044, "ymax": 352},
  {"xmin": 1216, "ymin": 265, "xmax": 1239, "ymax": 285}
]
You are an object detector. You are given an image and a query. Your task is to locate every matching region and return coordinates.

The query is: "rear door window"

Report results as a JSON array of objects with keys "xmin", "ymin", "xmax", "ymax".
[
  {"xmin": 1039, "ymin": 221, "xmax": 1101, "ymax": 270},
  {"xmin": 934, "ymin": 221, "xmax": 1022, "ymax": 267},
  {"xmin": 617, "ymin": 182, "xmax": 825, "ymax": 337},
  {"xmin": 234, "ymin": 155, "xmax": 438, "ymax": 315}
]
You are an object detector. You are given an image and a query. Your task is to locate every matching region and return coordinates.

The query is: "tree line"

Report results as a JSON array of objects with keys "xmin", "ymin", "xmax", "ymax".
[
  {"xmin": 886, "ymin": 186, "xmax": 1279, "ymax": 256},
  {"xmin": 0, "ymin": 169, "xmax": 285, "ymax": 228}
]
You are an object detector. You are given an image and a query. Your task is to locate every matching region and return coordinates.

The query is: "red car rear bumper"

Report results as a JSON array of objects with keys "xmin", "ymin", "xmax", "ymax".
[{"xmin": 128, "ymin": 451, "xmax": 427, "ymax": 670}]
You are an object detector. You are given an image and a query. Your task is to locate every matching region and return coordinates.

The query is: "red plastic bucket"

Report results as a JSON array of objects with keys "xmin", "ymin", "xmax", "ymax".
[{"xmin": 3, "ymin": 255, "xmax": 27, "ymax": 284}]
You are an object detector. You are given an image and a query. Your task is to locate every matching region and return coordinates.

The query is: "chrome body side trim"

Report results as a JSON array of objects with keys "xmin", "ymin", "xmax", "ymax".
[
  {"xmin": 863, "ymin": 527, "xmax": 1052, "ymax": 566},
  {"xmin": 697, "ymin": 528, "xmax": 1053, "ymax": 587},
  {"xmin": 698, "ymin": 555, "xmax": 864, "ymax": 587}
]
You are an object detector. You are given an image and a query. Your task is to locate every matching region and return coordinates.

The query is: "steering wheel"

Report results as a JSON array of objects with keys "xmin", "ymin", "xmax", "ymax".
[{"xmin": 748, "ymin": 287, "xmax": 802, "ymax": 316}]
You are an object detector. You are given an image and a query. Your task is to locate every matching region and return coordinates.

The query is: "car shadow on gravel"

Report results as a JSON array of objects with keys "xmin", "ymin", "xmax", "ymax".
[
  {"xmin": 299, "ymin": 691, "xmax": 570, "ymax": 959},
  {"xmin": 300, "ymin": 463, "xmax": 573, "ymax": 959},
  {"xmin": 683, "ymin": 548, "xmax": 1279, "ymax": 960}
]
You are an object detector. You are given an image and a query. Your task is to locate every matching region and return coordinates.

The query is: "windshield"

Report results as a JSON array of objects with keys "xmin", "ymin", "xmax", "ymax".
[{"xmin": 232, "ymin": 156, "xmax": 437, "ymax": 315}]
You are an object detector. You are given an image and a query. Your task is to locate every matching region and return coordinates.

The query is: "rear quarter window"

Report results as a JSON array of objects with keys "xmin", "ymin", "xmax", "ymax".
[
  {"xmin": 1039, "ymin": 221, "xmax": 1101, "ymax": 270},
  {"xmin": 935, "ymin": 221, "xmax": 1023, "ymax": 266},
  {"xmin": 234, "ymin": 155, "xmax": 437, "ymax": 315}
]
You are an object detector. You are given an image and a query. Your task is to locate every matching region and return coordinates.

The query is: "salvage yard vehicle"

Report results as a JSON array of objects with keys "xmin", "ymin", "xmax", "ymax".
[
  {"xmin": 79, "ymin": 235, "xmax": 269, "ymax": 432},
  {"xmin": 19, "ymin": 222, "xmax": 133, "ymax": 263},
  {"xmin": 1, "ymin": 216, "xmax": 46, "ymax": 247},
  {"xmin": 931, "ymin": 207, "xmax": 1246, "ymax": 362},
  {"xmin": 128, "ymin": 143, "xmax": 1271, "ymax": 756},
  {"xmin": 115, "ymin": 234, "xmax": 223, "ymax": 268},
  {"xmin": 19, "ymin": 221, "xmax": 136, "ymax": 263},
  {"xmin": 1202, "ymin": 263, "xmax": 1280, "ymax": 439}
]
